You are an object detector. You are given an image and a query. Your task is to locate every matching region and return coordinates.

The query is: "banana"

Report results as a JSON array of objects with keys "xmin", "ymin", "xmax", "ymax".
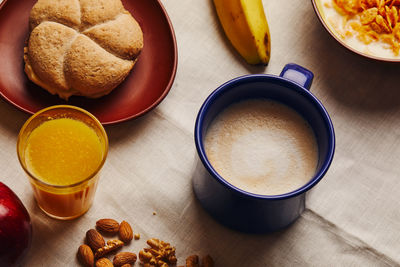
[{"xmin": 213, "ymin": 0, "xmax": 271, "ymax": 65}]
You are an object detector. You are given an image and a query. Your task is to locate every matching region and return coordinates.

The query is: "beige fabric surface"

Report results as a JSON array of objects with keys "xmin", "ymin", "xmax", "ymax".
[{"xmin": 1, "ymin": 0, "xmax": 400, "ymax": 266}]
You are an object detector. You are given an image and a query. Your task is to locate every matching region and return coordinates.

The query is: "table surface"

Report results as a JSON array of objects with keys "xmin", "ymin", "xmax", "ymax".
[{"xmin": 1, "ymin": 0, "xmax": 400, "ymax": 266}]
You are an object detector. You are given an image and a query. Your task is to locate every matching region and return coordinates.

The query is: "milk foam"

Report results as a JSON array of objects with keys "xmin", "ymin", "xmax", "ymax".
[{"xmin": 204, "ymin": 99, "xmax": 318, "ymax": 195}]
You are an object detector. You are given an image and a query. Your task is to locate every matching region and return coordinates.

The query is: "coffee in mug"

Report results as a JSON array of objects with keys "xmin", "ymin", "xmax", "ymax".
[{"xmin": 204, "ymin": 99, "xmax": 318, "ymax": 195}]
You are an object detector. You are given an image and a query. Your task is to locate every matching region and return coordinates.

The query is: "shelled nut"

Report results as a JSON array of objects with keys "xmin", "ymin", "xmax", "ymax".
[
  {"xmin": 113, "ymin": 251, "xmax": 137, "ymax": 266},
  {"xmin": 139, "ymin": 238, "xmax": 177, "ymax": 266},
  {"xmin": 95, "ymin": 257, "xmax": 113, "ymax": 267},
  {"xmin": 94, "ymin": 239, "xmax": 124, "ymax": 258},
  {"xmin": 96, "ymin": 218, "xmax": 120, "ymax": 234},
  {"xmin": 86, "ymin": 229, "xmax": 105, "ymax": 251},
  {"xmin": 119, "ymin": 221, "xmax": 133, "ymax": 243},
  {"xmin": 77, "ymin": 244, "xmax": 94, "ymax": 267}
]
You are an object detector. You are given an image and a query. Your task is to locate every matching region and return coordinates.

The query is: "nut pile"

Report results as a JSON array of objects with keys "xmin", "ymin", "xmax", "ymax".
[
  {"xmin": 77, "ymin": 218, "xmax": 214, "ymax": 267},
  {"xmin": 77, "ymin": 219, "xmax": 137, "ymax": 267},
  {"xmin": 139, "ymin": 238, "xmax": 177, "ymax": 267},
  {"xmin": 331, "ymin": 0, "xmax": 400, "ymax": 54}
]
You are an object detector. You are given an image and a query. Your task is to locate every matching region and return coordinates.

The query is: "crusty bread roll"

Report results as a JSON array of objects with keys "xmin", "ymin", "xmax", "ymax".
[{"xmin": 24, "ymin": 0, "xmax": 143, "ymax": 100}]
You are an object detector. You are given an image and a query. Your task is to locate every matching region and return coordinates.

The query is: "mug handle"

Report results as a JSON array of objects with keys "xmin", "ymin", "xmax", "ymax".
[{"xmin": 279, "ymin": 63, "xmax": 314, "ymax": 90}]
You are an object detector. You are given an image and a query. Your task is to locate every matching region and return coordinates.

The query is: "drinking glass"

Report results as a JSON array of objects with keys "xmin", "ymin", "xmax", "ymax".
[{"xmin": 17, "ymin": 105, "xmax": 108, "ymax": 220}]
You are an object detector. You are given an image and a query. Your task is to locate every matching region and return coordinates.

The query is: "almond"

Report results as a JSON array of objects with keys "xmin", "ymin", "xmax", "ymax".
[
  {"xmin": 95, "ymin": 257, "xmax": 113, "ymax": 267},
  {"xmin": 86, "ymin": 229, "xmax": 105, "ymax": 251},
  {"xmin": 119, "ymin": 220, "xmax": 133, "ymax": 243},
  {"xmin": 96, "ymin": 218, "xmax": 120, "ymax": 234},
  {"xmin": 77, "ymin": 244, "xmax": 94, "ymax": 267},
  {"xmin": 113, "ymin": 252, "xmax": 137, "ymax": 266},
  {"xmin": 121, "ymin": 264, "xmax": 132, "ymax": 267}
]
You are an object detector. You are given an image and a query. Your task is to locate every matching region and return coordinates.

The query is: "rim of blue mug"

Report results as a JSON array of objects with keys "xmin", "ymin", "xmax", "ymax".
[{"xmin": 195, "ymin": 74, "xmax": 335, "ymax": 200}]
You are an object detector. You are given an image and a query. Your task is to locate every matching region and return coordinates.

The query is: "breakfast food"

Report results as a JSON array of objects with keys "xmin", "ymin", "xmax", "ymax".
[
  {"xmin": 19, "ymin": 108, "xmax": 108, "ymax": 219},
  {"xmin": 78, "ymin": 245, "xmax": 95, "ymax": 267},
  {"xmin": 0, "ymin": 183, "xmax": 32, "ymax": 266},
  {"xmin": 119, "ymin": 221, "xmax": 134, "ymax": 243},
  {"xmin": 77, "ymin": 218, "xmax": 212, "ymax": 266},
  {"xmin": 213, "ymin": 0, "xmax": 271, "ymax": 64},
  {"xmin": 139, "ymin": 238, "xmax": 177, "ymax": 266},
  {"xmin": 321, "ymin": 0, "xmax": 400, "ymax": 59},
  {"xmin": 94, "ymin": 240, "xmax": 125, "ymax": 259},
  {"xmin": 78, "ymin": 219, "xmax": 138, "ymax": 266},
  {"xmin": 204, "ymin": 99, "xmax": 318, "ymax": 195},
  {"xmin": 25, "ymin": 118, "xmax": 104, "ymax": 186},
  {"xmin": 113, "ymin": 252, "xmax": 137, "ymax": 266},
  {"xmin": 95, "ymin": 258, "xmax": 113, "ymax": 267},
  {"xmin": 86, "ymin": 229, "xmax": 106, "ymax": 251},
  {"xmin": 96, "ymin": 218, "xmax": 120, "ymax": 234},
  {"xmin": 24, "ymin": 0, "xmax": 143, "ymax": 99}
]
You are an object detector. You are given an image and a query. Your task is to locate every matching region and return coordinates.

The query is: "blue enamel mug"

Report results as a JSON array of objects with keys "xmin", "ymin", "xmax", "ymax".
[{"xmin": 193, "ymin": 63, "xmax": 335, "ymax": 233}]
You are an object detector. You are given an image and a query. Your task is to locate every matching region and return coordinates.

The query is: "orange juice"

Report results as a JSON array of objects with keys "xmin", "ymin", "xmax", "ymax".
[
  {"xmin": 25, "ymin": 118, "xmax": 103, "ymax": 186},
  {"xmin": 17, "ymin": 106, "xmax": 108, "ymax": 220}
]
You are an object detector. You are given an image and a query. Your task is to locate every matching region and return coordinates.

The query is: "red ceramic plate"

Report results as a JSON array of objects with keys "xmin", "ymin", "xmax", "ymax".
[{"xmin": 0, "ymin": 0, "xmax": 177, "ymax": 124}]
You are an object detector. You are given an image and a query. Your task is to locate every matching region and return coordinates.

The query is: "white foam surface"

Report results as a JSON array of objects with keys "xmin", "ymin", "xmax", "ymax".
[{"xmin": 205, "ymin": 99, "xmax": 318, "ymax": 195}]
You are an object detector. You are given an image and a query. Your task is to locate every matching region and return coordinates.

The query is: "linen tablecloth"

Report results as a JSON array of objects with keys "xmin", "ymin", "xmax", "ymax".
[{"xmin": 1, "ymin": 0, "xmax": 400, "ymax": 266}]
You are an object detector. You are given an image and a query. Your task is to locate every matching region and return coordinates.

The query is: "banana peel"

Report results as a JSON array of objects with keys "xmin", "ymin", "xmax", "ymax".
[{"xmin": 213, "ymin": 0, "xmax": 271, "ymax": 65}]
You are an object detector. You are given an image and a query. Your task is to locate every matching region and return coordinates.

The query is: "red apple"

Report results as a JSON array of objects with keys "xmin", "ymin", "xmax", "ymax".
[{"xmin": 0, "ymin": 182, "xmax": 32, "ymax": 266}]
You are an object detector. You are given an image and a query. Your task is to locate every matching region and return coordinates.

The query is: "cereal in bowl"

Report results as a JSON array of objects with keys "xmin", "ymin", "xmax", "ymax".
[{"xmin": 321, "ymin": 0, "xmax": 400, "ymax": 59}]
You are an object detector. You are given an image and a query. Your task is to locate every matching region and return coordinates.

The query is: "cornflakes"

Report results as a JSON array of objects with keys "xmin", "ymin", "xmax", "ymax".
[
  {"xmin": 360, "ymin": 8, "xmax": 378, "ymax": 24},
  {"xmin": 329, "ymin": 0, "xmax": 400, "ymax": 55}
]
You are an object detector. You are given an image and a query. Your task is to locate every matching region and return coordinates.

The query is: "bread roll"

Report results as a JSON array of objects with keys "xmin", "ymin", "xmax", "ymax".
[{"xmin": 24, "ymin": 0, "xmax": 143, "ymax": 100}]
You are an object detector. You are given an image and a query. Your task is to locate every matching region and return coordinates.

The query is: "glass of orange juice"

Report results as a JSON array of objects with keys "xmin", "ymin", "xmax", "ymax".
[{"xmin": 17, "ymin": 105, "xmax": 108, "ymax": 220}]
